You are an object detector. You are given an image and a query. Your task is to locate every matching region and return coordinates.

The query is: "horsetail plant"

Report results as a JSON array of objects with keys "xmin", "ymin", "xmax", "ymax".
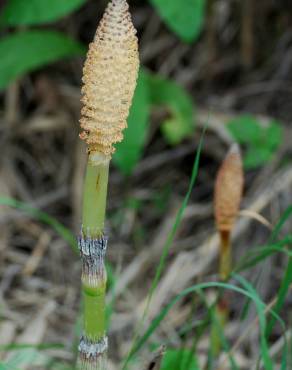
[
  {"xmin": 77, "ymin": 1, "xmax": 139, "ymax": 369},
  {"xmin": 210, "ymin": 144, "xmax": 244, "ymax": 359},
  {"xmin": 214, "ymin": 144, "xmax": 244, "ymax": 281}
]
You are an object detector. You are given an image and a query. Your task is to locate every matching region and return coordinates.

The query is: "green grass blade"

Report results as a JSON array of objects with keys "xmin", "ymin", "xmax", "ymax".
[
  {"xmin": 236, "ymin": 274, "xmax": 289, "ymax": 369},
  {"xmin": 0, "ymin": 343, "xmax": 64, "ymax": 352},
  {"xmin": 280, "ymin": 340, "xmax": 288, "ymax": 370},
  {"xmin": 236, "ymin": 206, "xmax": 292, "ymax": 273},
  {"xmin": 208, "ymin": 306, "xmax": 239, "ymax": 370},
  {"xmin": 0, "ymin": 197, "xmax": 77, "ymax": 253},
  {"xmin": 270, "ymin": 206, "xmax": 292, "ymax": 242},
  {"xmin": 129, "ymin": 281, "xmax": 283, "ymax": 365},
  {"xmin": 144, "ymin": 132, "xmax": 205, "ymax": 316},
  {"xmin": 234, "ymin": 275, "xmax": 274, "ymax": 370},
  {"xmin": 265, "ymin": 257, "xmax": 292, "ymax": 339},
  {"xmin": 264, "ymin": 206, "xmax": 292, "ymax": 343},
  {"xmin": 234, "ymin": 207, "xmax": 292, "ymax": 346},
  {"xmin": 122, "ymin": 130, "xmax": 206, "ymax": 369},
  {"xmin": 236, "ymin": 236, "xmax": 292, "ymax": 272}
]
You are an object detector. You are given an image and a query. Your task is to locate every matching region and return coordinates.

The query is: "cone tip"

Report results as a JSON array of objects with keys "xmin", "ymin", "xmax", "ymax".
[
  {"xmin": 228, "ymin": 143, "xmax": 241, "ymax": 156},
  {"xmin": 110, "ymin": 0, "xmax": 128, "ymax": 7}
]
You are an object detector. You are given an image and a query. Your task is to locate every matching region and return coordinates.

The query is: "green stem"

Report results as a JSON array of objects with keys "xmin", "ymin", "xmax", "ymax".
[
  {"xmin": 209, "ymin": 304, "xmax": 228, "ymax": 367},
  {"xmin": 219, "ymin": 230, "xmax": 231, "ymax": 281},
  {"xmin": 209, "ymin": 230, "xmax": 232, "ymax": 363},
  {"xmin": 78, "ymin": 153, "xmax": 110, "ymax": 370},
  {"xmin": 83, "ymin": 283, "xmax": 107, "ymax": 341},
  {"xmin": 82, "ymin": 156, "xmax": 109, "ymax": 238}
]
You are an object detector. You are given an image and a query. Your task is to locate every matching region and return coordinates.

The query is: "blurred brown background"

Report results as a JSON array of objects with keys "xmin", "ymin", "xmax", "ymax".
[{"xmin": 0, "ymin": 0, "xmax": 291, "ymax": 369}]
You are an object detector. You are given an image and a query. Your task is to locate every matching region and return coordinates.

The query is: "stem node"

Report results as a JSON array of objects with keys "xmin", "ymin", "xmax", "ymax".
[
  {"xmin": 78, "ymin": 234, "xmax": 108, "ymax": 286},
  {"xmin": 78, "ymin": 335, "xmax": 108, "ymax": 370}
]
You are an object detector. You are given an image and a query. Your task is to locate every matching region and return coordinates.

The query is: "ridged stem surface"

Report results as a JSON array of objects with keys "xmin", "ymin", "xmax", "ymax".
[
  {"xmin": 83, "ymin": 283, "xmax": 106, "ymax": 341},
  {"xmin": 82, "ymin": 159, "xmax": 109, "ymax": 238},
  {"xmin": 219, "ymin": 230, "xmax": 231, "ymax": 281},
  {"xmin": 78, "ymin": 155, "xmax": 110, "ymax": 370},
  {"xmin": 209, "ymin": 231, "xmax": 232, "ymax": 362},
  {"xmin": 209, "ymin": 303, "xmax": 228, "ymax": 365}
]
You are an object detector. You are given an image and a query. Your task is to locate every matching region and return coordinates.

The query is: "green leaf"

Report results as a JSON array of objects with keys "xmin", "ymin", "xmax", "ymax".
[
  {"xmin": 0, "ymin": 30, "xmax": 84, "ymax": 90},
  {"xmin": 0, "ymin": 0, "xmax": 86, "ymax": 26},
  {"xmin": 244, "ymin": 146, "xmax": 274, "ymax": 169},
  {"xmin": 114, "ymin": 70, "xmax": 195, "ymax": 172},
  {"xmin": 265, "ymin": 120, "xmax": 283, "ymax": 149},
  {"xmin": 160, "ymin": 349, "xmax": 199, "ymax": 370},
  {"xmin": 113, "ymin": 69, "xmax": 150, "ymax": 175},
  {"xmin": 147, "ymin": 72, "xmax": 195, "ymax": 144},
  {"xmin": 227, "ymin": 115, "xmax": 262, "ymax": 144},
  {"xmin": 150, "ymin": 0, "xmax": 206, "ymax": 42},
  {"xmin": 227, "ymin": 115, "xmax": 283, "ymax": 169}
]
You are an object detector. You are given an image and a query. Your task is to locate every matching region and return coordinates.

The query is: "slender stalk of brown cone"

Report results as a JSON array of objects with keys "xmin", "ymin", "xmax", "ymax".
[{"xmin": 210, "ymin": 144, "xmax": 244, "ymax": 362}]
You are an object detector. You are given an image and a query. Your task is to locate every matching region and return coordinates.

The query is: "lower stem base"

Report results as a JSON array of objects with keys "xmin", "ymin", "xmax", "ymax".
[{"xmin": 77, "ymin": 352, "xmax": 107, "ymax": 370}]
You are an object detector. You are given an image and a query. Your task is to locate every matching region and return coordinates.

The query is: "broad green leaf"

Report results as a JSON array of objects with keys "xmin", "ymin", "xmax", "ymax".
[
  {"xmin": 162, "ymin": 117, "xmax": 193, "ymax": 145},
  {"xmin": 113, "ymin": 69, "xmax": 150, "ymax": 175},
  {"xmin": 227, "ymin": 115, "xmax": 283, "ymax": 169},
  {"xmin": 265, "ymin": 120, "xmax": 282, "ymax": 149},
  {"xmin": 244, "ymin": 146, "xmax": 274, "ymax": 169},
  {"xmin": 147, "ymin": 72, "xmax": 195, "ymax": 144},
  {"xmin": 228, "ymin": 115, "xmax": 262, "ymax": 144},
  {"xmin": 0, "ymin": 30, "xmax": 84, "ymax": 90},
  {"xmin": 150, "ymin": 0, "xmax": 206, "ymax": 42},
  {"xmin": 160, "ymin": 349, "xmax": 199, "ymax": 370},
  {"xmin": 0, "ymin": 0, "xmax": 86, "ymax": 26}
]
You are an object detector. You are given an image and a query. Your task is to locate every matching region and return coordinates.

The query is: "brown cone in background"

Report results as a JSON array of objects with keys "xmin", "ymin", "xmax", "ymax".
[{"xmin": 214, "ymin": 144, "xmax": 244, "ymax": 233}]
